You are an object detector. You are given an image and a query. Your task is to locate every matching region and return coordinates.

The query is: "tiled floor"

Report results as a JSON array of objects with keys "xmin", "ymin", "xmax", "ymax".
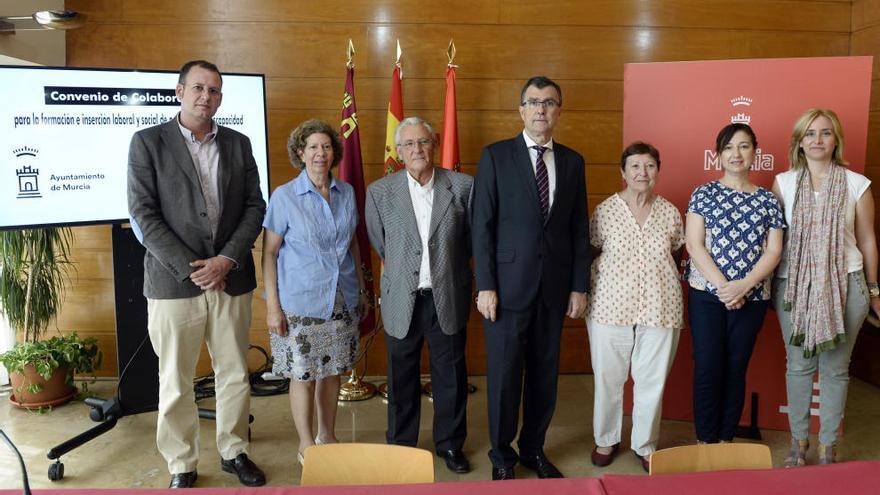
[{"xmin": 1, "ymin": 375, "xmax": 878, "ymax": 489}]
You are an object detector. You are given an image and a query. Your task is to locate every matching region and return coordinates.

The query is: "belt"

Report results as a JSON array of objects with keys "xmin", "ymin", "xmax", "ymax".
[{"xmin": 414, "ymin": 288, "xmax": 433, "ymax": 297}]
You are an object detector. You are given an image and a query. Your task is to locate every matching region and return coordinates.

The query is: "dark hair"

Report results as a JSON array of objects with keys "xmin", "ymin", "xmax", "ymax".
[
  {"xmin": 715, "ymin": 123, "xmax": 757, "ymax": 154},
  {"xmin": 519, "ymin": 76, "xmax": 562, "ymax": 106},
  {"xmin": 620, "ymin": 141, "xmax": 661, "ymax": 171},
  {"xmin": 287, "ymin": 119, "xmax": 344, "ymax": 171},
  {"xmin": 178, "ymin": 60, "xmax": 223, "ymax": 85}
]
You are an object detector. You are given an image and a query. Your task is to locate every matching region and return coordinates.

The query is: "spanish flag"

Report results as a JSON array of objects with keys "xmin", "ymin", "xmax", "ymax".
[
  {"xmin": 440, "ymin": 63, "xmax": 460, "ymax": 172},
  {"xmin": 384, "ymin": 61, "xmax": 404, "ymax": 175}
]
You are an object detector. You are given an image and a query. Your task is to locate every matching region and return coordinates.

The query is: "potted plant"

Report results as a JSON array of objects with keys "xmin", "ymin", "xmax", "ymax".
[{"xmin": 0, "ymin": 228, "xmax": 102, "ymax": 409}]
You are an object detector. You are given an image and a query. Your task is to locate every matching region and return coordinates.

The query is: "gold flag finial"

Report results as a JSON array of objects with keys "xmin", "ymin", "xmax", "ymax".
[
  {"xmin": 395, "ymin": 39, "xmax": 402, "ymax": 65},
  {"xmin": 346, "ymin": 39, "xmax": 355, "ymax": 68},
  {"xmin": 447, "ymin": 39, "xmax": 457, "ymax": 65}
]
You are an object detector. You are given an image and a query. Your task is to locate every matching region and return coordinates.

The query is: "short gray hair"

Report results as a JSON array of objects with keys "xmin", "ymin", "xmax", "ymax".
[{"xmin": 394, "ymin": 116, "xmax": 435, "ymax": 146}]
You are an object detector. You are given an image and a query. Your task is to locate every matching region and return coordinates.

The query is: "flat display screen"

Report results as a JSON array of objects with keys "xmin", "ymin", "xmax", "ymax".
[{"xmin": 0, "ymin": 65, "xmax": 269, "ymax": 230}]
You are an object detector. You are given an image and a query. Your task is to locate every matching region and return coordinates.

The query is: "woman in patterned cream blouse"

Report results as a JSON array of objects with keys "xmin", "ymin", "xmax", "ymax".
[
  {"xmin": 684, "ymin": 123, "xmax": 785, "ymax": 444},
  {"xmin": 771, "ymin": 109, "xmax": 880, "ymax": 466},
  {"xmin": 585, "ymin": 142, "xmax": 684, "ymax": 472}
]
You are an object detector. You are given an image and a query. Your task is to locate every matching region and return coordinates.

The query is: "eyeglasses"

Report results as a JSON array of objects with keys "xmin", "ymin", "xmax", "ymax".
[
  {"xmin": 521, "ymin": 98, "xmax": 560, "ymax": 109},
  {"xmin": 188, "ymin": 84, "xmax": 221, "ymax": 97},
  {"xmin": 398, "ymin": 138, "xmax": 433, "ymax": 149}
]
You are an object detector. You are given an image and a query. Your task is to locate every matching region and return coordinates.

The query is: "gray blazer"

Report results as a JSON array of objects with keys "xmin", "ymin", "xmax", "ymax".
[
  {"xmin": 365, "ymin": 168, "xmax": 473, "ymax": 339},
  {"xmin": 127, "ymin": 119, "xmax": 266, "ymax": 299}
]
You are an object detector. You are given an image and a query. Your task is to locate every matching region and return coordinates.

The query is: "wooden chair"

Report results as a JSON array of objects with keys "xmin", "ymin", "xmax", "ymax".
[
  {"xmin": 300, "ymin": 443, "xmax": 435, "ymax": 486},
  {"xmin": 649, "ymin": 443, "xmax": 773, "ymax": 475}
]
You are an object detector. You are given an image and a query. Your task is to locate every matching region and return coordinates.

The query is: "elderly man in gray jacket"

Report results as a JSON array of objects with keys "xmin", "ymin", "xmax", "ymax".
[{"xmin": 365, "ymin": 117, "xmax": 473, "ymax": 474}]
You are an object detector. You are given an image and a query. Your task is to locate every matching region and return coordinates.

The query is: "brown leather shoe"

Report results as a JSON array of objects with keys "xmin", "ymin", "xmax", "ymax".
[
  {"xmin": 591, "ymin": 443, "xmax": 620, "ymax": 467},
  {"xmin": 634, "ymin": 451, "xmax": 650, "ymax": 473}
]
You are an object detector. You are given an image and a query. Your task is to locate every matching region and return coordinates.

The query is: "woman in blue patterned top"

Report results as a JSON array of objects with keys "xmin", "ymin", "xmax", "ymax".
[
  {"xmin": 262, "ymin": 120, "xmax": 368, "ymax": 466},
  {"xmin": 684, "ymin": 123, "xmax": 785, "ymax": 444}
]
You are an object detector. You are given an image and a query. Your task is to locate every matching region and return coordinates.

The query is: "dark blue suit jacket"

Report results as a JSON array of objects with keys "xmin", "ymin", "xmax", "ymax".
[{"xmin": 471, "ymin": 134, "xmax": 590, "ymax": 311}]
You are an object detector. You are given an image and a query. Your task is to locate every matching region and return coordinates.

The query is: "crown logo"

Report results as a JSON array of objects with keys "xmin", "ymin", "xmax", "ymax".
[
  {"xmin": 730, "ymin": 96, "xmax": 752, "ymax": 107},
  {"xmin": 730, "ymin": 113, "xmax": 751, "ymax": 125},
  {"xmin": 13, "ymin": 146, "xmax": 38, "ymax": 156}
]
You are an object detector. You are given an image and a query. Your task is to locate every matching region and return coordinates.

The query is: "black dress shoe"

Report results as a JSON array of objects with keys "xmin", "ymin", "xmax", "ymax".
[
  {"xmin": 168, "ymin": 471, "xmax": 197, "ymax": 489},
  {"xmin": 519, "ymin": 452, "xmax": 564, "ymax": 479},
  {"xmin": 437, "ymin": 449, "xmax": 471, "ymax": 473},
  {"xmin": 491, "ymin": 466, "xmax": 516, "ymax": 480},
  {"xmin": 220, "ymin": 453, "xmax": 266, "ymax": 487}
]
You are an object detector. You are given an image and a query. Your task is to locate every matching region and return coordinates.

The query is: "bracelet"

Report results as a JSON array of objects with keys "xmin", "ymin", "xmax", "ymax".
[{"xmin": 868, "ymin": 281, "xmax": 879, "ymax": 298}]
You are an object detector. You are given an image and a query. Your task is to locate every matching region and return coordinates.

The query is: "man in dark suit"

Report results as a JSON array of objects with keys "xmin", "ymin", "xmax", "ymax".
[
  {"xmin": 472, "ymin": 76, "xmax": 590, "ymax": 480},
  {"xmin": 365, "ymin": 117, "xmax": 473, "ymax": 474},
  {"xmin": 128, "ymin": 60, "xmax": 266, "ymax": 489}
]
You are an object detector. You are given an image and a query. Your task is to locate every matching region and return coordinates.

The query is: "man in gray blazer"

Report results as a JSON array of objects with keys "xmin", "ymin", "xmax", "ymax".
[
  {"xmin": 128, "ymin": 60, "xmax": 266, "ymax": 489},
  {"xmin": 365, "ymin": 117, "xmax": 473, "ymax": 474}
]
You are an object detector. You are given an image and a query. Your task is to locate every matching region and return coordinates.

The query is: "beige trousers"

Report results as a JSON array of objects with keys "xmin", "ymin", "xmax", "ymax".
[
  {"xmin": 147, "ymin": 290, "xmax": 253, "ymax": 474},
  {"xmin": 587, "ymin": 321, "xmax": 680, "ymax": 456}
]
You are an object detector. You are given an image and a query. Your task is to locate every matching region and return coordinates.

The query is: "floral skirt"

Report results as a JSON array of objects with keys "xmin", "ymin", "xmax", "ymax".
[{"xmin": 270, "ymin": 289, "xmax": 358, "ymax": 381}]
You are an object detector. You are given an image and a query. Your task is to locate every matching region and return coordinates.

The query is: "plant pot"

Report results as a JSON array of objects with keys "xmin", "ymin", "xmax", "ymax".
[{"xmin": 8, "ymin": 364, "xmax": 76, "ymax": 409}]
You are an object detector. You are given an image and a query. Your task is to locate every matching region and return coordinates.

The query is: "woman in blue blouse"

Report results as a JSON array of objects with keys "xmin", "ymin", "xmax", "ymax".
[
  {"xmin": 262, "ymin": 119, "xmax": 367, "ymax": 465},
  {"xmin": 684, "ymin": 123, "xmax": 785, "ymax": 443}
]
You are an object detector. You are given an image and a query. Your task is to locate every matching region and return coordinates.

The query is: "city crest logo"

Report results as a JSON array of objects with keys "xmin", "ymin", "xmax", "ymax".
[
  {"xmin": 13, "ymin": 146, "xmax": 42, "ymax": 199},
  {"xmin": 703, "ymin": 96, "xmax": 775, "ymax": 171}
]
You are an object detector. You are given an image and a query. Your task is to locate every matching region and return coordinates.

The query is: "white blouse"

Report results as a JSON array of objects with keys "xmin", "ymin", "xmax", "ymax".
[
  {"xmin": 586, "ymin": 194, "xmax": 685, "ymax": 330},
  {"xmin": 774, "ymin": 168, "xmax": 871, "ymax": 276}
]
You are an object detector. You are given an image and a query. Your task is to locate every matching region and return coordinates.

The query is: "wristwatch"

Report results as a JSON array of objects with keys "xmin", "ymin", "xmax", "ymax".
[{"xmin": 869, "ymin": 282, "xmax": 880, "ymax": 298}]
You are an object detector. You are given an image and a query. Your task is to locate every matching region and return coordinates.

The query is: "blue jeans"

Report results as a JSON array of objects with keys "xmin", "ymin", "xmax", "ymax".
[
  {"xmin": 772, "ymin": 272, "xmax": 870, "ymax": 446},
  {"xmin": 688, "ymin": 287, "xmax": 769, "ymax": 443}
]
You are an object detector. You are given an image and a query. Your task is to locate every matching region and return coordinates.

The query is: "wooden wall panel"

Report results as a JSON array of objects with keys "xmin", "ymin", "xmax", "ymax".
[
  {"xmin": 63, "ymin": 0, "xmax": 858, "ymax": 378},
  {"xmin": 851, "ymin": 1, "xmax": 880, "ymax": 231},
  {"xmin": 503, "ymin": 1, "xmax": 851, "ymax": 32},
  {"xmin": 853, "ymin": 0, "xmax": 880, "ymax": 31},
  {"xmin": 851, "ymin": 0, "xmax": 880, "ymax": 387}
]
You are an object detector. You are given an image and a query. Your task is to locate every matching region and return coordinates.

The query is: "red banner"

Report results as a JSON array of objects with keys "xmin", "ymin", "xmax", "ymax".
[
  {"xmin": 440, "ymin": 64, "xmax": 460, "ymax": 172},
  {"xmin": 623, "ymin": 56, "xmax": 873, "ymax": 431},
  {"xmin": 338, "ymin": 65, "xmax": 375, "ymax": 337}
]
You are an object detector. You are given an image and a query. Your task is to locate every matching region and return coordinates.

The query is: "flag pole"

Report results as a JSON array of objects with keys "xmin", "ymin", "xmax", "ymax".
[
  {"xmin": 337, "ymin": 38, "xmax": 378, "ymax": 401},
  {"xmin": 423, "ymin": 40, "xmax": 476, "ymax": 400}
]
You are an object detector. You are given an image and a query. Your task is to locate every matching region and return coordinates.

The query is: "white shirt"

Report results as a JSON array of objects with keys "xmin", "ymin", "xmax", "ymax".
[
  {"xmin": 407, "ymin": 169, "xmax": 435, "ymax": 289},
  {"xmin": 177, "ymin": 115, "xmax": 220, "ymax": 239},
  {"xmin": 774, "ymin": 168, "xmax": 871, "ymax": 276},
  {"xmin": 522, "ymin": 130, "xmax": 557, "ymax": 210}
]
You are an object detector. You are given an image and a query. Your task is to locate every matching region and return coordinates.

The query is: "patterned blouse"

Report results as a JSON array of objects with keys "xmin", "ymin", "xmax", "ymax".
[
  {"xmin": 685, "ymin": 181, "xmax": 786, "ymax": 301},
  {"xmin": 586, "ymin": 194, "xmax": 685, "ymax": 330}
]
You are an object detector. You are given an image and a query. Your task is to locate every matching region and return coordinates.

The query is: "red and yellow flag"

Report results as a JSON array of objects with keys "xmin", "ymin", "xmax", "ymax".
[
  {"xmin": 384, "ymin": 53, "xmax": 404, "ymax": 174},
  {"xmin": 440, "ymin": 63, "xmax": 460, "ymax": 172},
  {"xmin": 338, "ymin": 58, "xmax": 375, "ymax": 337}
]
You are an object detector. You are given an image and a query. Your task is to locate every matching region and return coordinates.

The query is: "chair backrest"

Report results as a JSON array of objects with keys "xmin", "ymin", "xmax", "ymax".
[
  {"xmin": 649, "ymin": 443, "xmax": 773, "ymax": 475},
  {"xmin": 300, "ymin": 443, "xmax": 435, "ymax": 486}
]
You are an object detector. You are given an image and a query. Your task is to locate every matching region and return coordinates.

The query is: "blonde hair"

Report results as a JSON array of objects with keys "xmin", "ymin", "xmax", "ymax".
[{"xmin": 788, "ymin": 108, "xmax": 847, "ymax": 171}]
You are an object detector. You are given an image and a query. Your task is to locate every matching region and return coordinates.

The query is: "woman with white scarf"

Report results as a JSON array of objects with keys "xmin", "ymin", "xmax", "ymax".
[{"xmin": 771, "ymin": 108, "xmax": 880, "ymax": 466}]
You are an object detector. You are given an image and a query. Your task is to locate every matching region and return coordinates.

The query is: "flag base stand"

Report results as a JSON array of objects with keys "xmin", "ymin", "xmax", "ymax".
[{"xmin": 338, "ymin": 370, "xmax": 376, "ymax": 401}]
